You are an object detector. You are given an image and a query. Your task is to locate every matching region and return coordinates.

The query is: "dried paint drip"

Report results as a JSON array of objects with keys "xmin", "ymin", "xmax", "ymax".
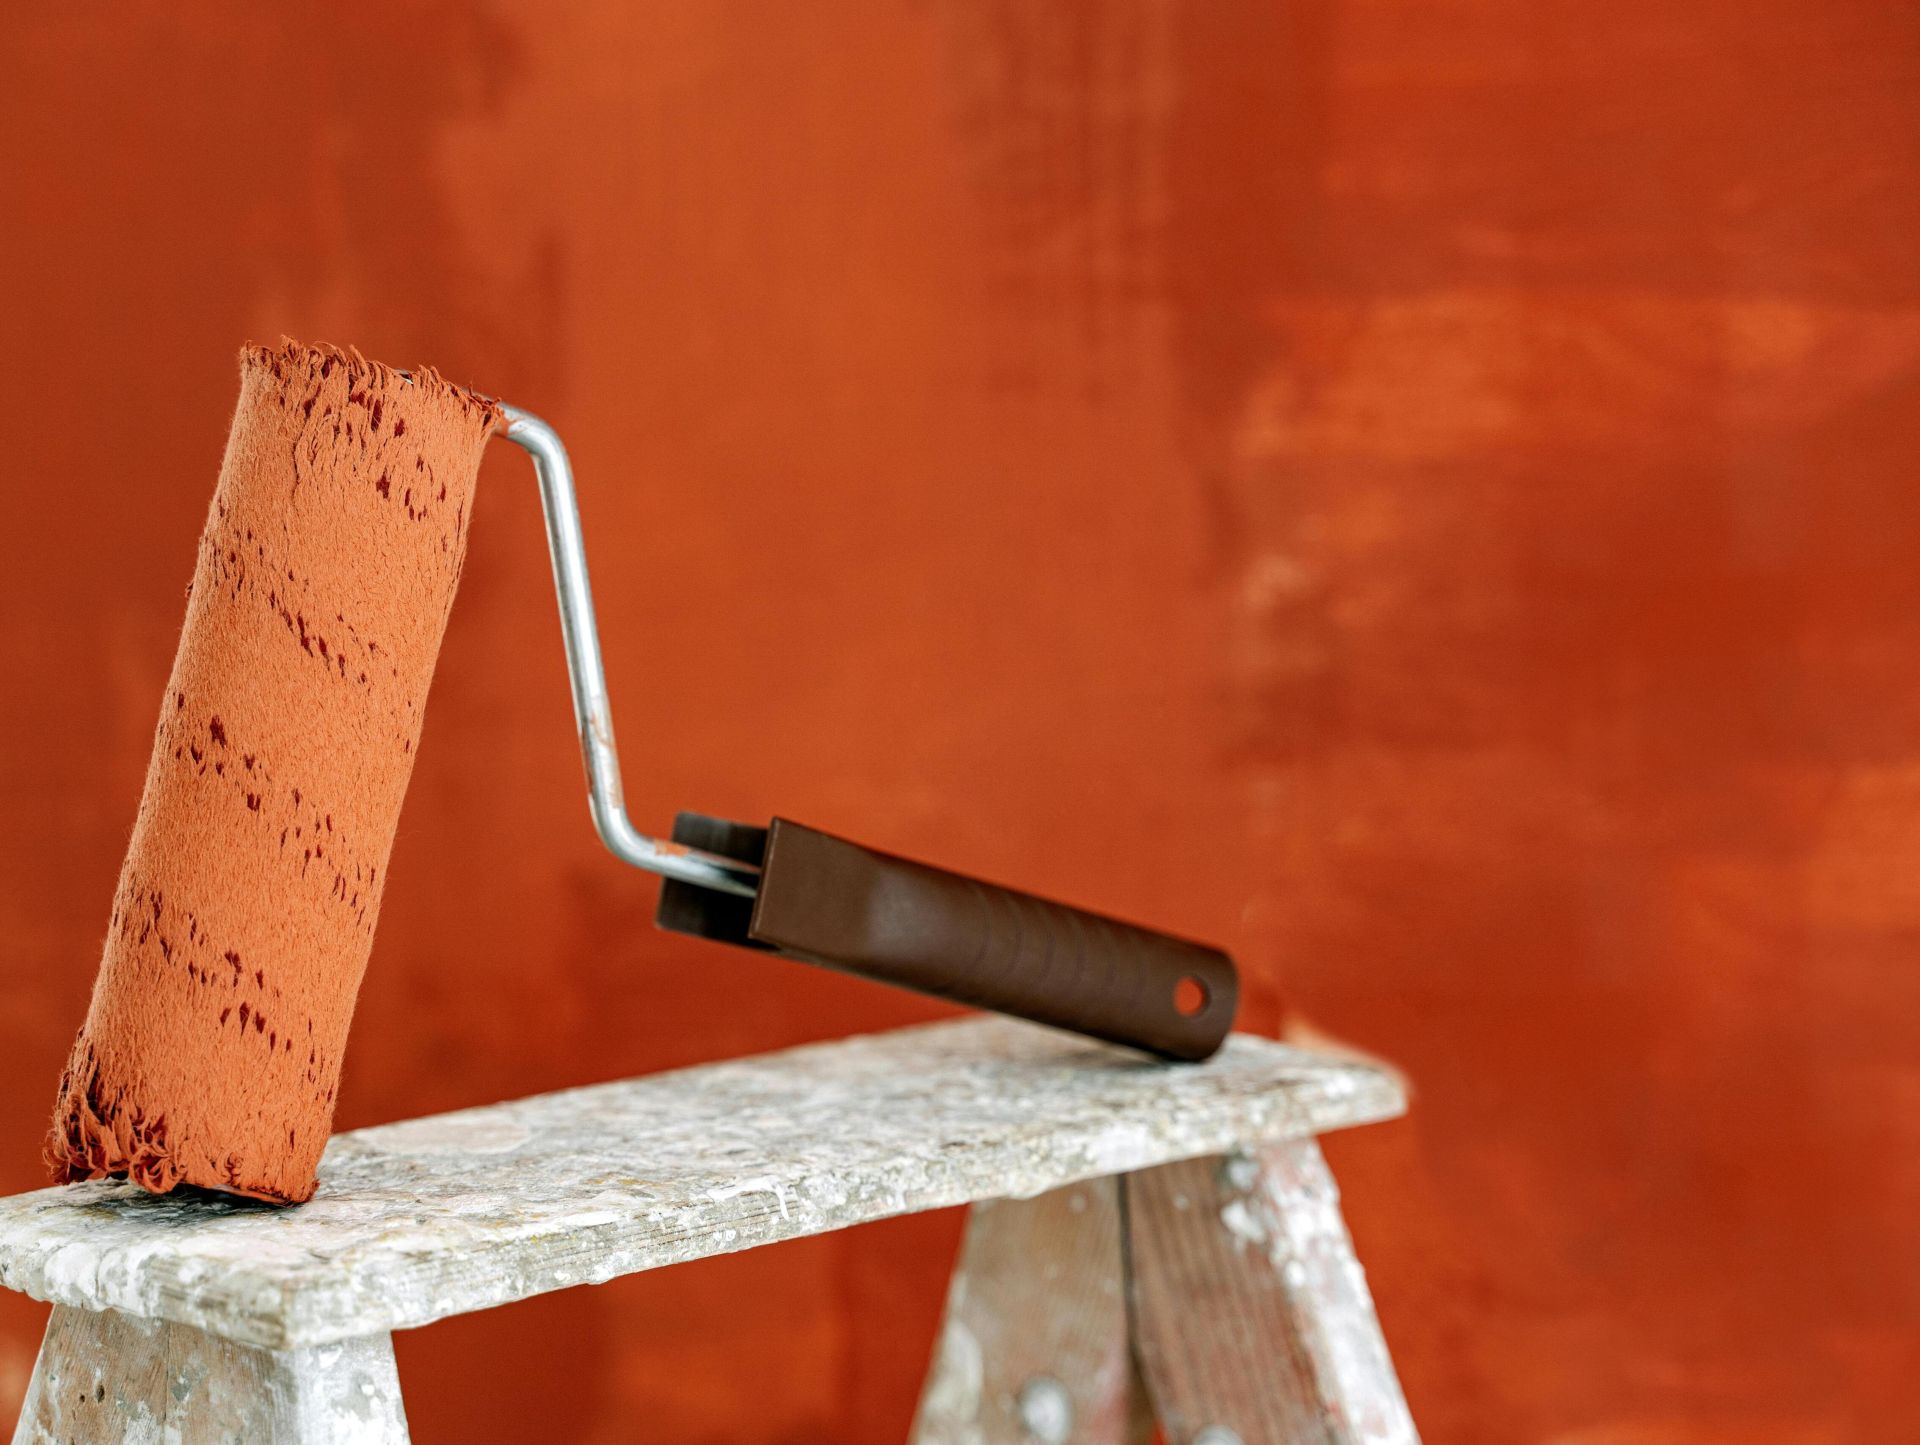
[{"xmin": 46, "ymin": 340, "xmax": 500, "ymax": 1204}]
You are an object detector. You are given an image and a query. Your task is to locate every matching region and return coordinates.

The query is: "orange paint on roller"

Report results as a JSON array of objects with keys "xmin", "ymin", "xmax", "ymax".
[{"xmin": 46, "ymin": 341, "xmax": 499, "ymax": 1203}]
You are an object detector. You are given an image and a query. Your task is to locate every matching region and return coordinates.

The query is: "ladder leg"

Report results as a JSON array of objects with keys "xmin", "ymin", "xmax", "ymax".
[
  {"xmin": 12, "ymin": 1304, "xmax": 409, "ymax": 1445},
  {"xmin": 1125, "ymin": 1141, "xmax": 1418, "ymax": 1445},
  {"xmin": 912, "ymin": 1178, "xmax": 1152, "ymax": 1444}
]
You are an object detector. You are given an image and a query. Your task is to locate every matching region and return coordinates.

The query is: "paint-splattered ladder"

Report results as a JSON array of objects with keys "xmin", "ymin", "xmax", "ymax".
[{"xmin": 0, "ymin": 1017, "xmax": 1418, "ymax": 1443}]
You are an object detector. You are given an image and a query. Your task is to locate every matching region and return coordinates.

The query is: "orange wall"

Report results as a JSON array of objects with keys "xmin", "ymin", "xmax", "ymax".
[{"xmin": 2, "ymin": 4, "xmax": 1916, "ymax": 1440}]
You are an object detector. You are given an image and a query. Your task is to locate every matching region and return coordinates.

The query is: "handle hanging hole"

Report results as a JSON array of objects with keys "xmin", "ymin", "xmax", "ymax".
[{"xmin": 1173, "ymin": 975, "xmax": 1209, "ymax": 1018}]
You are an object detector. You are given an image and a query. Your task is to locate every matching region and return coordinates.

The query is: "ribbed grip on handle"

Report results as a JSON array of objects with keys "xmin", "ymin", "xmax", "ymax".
[{"xmin": 656, "ymin": 814, "xmax": 1237, "ymax": 1061}]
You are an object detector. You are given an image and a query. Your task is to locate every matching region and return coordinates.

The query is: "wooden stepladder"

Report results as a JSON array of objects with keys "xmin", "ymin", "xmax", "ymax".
[{"xmin": 0, "ymin": 1018, "xmax": 1417, "ymax": 1444}]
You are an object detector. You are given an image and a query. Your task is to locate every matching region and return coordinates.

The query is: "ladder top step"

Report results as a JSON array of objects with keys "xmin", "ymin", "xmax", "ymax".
[{"xmin": 0, "ymin": 1018, "xmax": 1402, "ymax": 1349}]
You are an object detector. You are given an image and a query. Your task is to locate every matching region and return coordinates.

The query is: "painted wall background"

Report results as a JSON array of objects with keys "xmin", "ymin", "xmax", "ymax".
[{"xmin": 2, "ymin": 2, "xmax": 1916, "ymax": 1440}]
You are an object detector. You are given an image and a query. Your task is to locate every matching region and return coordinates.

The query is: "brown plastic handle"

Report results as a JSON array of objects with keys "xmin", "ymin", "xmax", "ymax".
[{"xmin": 656, "ymin": 814, "xmax": 1237, "ymax": 1061}]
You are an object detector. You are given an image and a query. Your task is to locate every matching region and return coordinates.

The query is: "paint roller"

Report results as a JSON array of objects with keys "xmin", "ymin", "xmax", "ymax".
[{"xmin": 47, "ymin": 340, "xmax": 1238, "ymax": 1205}]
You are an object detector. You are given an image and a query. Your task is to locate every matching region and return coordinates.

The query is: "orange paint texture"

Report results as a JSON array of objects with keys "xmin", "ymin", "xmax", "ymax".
[
  {"xmin": 48, "ymin": 343, "xmax": 497, "ymax": 1202},
  {"xmin": 1, "ymin": 2, "xmax": 1916, "ymax": 1441}
]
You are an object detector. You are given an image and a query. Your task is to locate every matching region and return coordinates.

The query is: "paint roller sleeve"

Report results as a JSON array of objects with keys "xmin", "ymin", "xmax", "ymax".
[{"xmin": 46, "ymin": 339, "xmax": 500, "ymax": 1204}]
